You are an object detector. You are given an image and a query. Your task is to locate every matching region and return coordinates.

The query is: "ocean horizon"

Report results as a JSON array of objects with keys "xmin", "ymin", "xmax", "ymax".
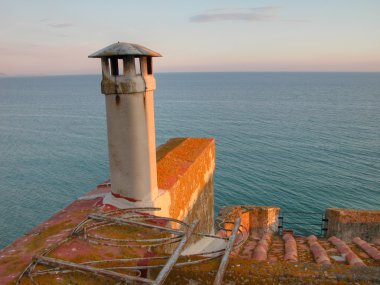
[{"xmin": 0, "ymin": 72, "xmax": 379, "ymax": 248}]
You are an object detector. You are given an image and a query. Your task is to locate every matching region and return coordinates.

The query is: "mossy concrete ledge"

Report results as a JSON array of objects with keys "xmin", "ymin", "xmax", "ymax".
[{"xmin": 326, "ymin": 208, "xmax": 380, "ymax": 242}]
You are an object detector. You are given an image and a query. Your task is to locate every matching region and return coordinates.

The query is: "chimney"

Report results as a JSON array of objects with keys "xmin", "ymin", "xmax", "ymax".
[{"xmin": 89, "ymin": 42, "xmax": 161, "ymax": 204}]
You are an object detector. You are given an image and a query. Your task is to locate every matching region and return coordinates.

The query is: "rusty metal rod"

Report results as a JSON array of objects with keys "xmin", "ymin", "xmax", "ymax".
[
  {"xmin": 213, "ymin": 218, "xmax": 241, "ymax": 285},
  {"xmin": 15, "ymin": 261, "xmax": 35, "ymax": 285},
  {"xmin": 153, "ymin": 219, "xmax": 199, "ymax": 285},
  {"xmin": 121, "ymin": 215, "xmax": 189, "ymax": 230},
  {"xmin": 86, "ymin": 231, "xmax": 183, "ymax": 244},
  {"xmin": 85, "ymin": 214, "xmax": 227, "ymax": 241},
  {"xmin": 21, "ymin": 223, "xmax": 247, "ymax": 283},
  {"xmin": 85, "ymin": 221, "xmax": 183, "ymax": 244},
  {"xmin": 127, "ymin": 216, "xmax": 228, "ymax": 240},
  {"xmin": 33, "ymin": 255, "xmax": 153, "ymax": 284},
  {"xmin": 89, "ymin": 213, "xmax": 186, "ymax": 235},
  {"xmin": 86, "ymin": 236, "xmax": 183, "ymax": 248}
]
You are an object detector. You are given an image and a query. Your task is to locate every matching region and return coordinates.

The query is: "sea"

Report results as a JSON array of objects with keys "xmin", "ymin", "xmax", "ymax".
[{"xmin": 0, "ymin": 72, "xmax": 379, "ymax": 248}]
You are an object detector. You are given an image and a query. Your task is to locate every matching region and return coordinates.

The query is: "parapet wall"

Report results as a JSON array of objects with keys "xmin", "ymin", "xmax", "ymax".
[
  {"xmin": 217, "ymin": 205, "xmax": 280, "ymax": 235},
  {"xmin": 326, "ymin": 208, "xmax": 380, "ymax": 242},
  {"xmin": 156, "ymin": 137, "xmax": 215, "ymax": 237}
]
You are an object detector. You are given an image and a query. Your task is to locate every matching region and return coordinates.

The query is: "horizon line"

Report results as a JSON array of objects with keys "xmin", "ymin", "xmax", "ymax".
[{"xmin": 2, "ymin": 70, "xmax": 380, "ymax": 78}]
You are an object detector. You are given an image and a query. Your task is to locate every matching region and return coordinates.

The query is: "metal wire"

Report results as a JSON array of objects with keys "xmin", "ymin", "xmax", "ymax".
[{"xmin": 16, "ymin": 207, "xmax": 248, "ymax": 285}]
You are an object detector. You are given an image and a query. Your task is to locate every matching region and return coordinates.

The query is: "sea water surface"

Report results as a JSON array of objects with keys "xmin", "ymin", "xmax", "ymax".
[{"xmin": 0, "ymin": 72, "xmax": 379, "ymax": 248}]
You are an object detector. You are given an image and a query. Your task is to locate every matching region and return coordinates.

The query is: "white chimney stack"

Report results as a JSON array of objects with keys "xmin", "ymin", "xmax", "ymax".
[{"xmin": 89, "ymin": 42, "xmax": 161, "ymax": 204}]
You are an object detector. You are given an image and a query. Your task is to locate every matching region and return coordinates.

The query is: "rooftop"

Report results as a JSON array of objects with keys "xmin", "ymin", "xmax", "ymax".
[{"xmin": 1, "ymin": 138, "xmax": 379, "ymax": 284}]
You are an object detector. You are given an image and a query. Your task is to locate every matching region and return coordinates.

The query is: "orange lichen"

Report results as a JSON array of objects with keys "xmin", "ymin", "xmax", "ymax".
[
  {"xmin": 156, "ymin": 138, "xmax": 186, "ymax": 161},
  {"xmin": 162, "ymin": 138, "xmax": 214, "ymax": 162},
  {"xmin": 327, "ymin": 208, "xmax": 380, "ymax": 224},
  {"xmin": 157, "ymin": 138, "xmax": 215, "ymax": 221}
]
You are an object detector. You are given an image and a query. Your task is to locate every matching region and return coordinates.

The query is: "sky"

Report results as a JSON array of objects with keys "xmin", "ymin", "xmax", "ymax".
[{"xmin": 0, "ymin": 0, "xmax": 379, "ymax": 76}]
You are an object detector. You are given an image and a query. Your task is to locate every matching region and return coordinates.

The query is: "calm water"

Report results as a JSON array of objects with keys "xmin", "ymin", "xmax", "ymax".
[{"xmin": 0, "ymin": 72, "xmax": 379, "ymax": 247}]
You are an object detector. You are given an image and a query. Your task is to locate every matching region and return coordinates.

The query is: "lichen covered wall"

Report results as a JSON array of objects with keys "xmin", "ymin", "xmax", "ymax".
[
  {"xmin": 217, "ymin": 205, "xmax": 280, "ymax": 235},
  {"xmin": 326, "ymin": 208, "xmax": 380, "ymax": 242},
  {"xmin": 156, "ymin": 137, "xmax": 215, "ymax": 236}
]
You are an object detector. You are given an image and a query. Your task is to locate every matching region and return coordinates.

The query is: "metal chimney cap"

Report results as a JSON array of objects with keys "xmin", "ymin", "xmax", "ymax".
[{"xmin": 88, "ymin": 42, "xmax": 162, "ymax": 58}]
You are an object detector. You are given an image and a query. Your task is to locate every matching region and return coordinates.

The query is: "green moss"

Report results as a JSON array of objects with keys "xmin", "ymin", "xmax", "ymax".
[{"xmin": 26, "ymin": 221, "xmax": 71, "ymax": 252}]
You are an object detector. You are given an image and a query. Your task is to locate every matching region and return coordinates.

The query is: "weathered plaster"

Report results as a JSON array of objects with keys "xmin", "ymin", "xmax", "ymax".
[
  {"xmin": 105, "ymin": 92, "xmax": 158, "ymax": 201},
  {"xmin": 91, "ymin": 44, "xmax": 160, "ymax": 205},
  {"xmin": 326, "ymin": 208, "xmax": 380, "ymax": 242},
  {"xmin": 217, "ymin": 205, "xmax": 280, "ymax": 235}
]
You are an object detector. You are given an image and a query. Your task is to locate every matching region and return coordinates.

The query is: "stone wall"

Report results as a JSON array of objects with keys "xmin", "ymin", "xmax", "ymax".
[
  {"xmin": 217, "ymin": 205, "xmax": 280, "ymax": 235},
  {"xmin": 326, "ymin": 208, "xmax": 380, "ymax": 242},
  {"xmin": 156, "ymin": 137, "xmax": 215, "ymax": 237}
]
